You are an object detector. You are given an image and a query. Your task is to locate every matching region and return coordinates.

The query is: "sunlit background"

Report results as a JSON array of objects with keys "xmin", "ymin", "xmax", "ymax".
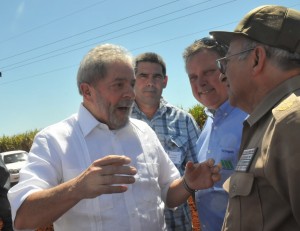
[{"xmin": 1, "ymin": 0, "xmax": 299, "ymax": 136}]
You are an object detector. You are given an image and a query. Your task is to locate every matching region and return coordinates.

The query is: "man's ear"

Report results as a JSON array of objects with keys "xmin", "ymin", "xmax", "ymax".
[
  {"xmin": 80, "ymin": 83, "xmax": 92, "ymax": 98},
  {"xmin": 252, "ymin": 46, "xmax": 266, "ymax": 73},
  {"xmin": 163, "ymin": 75, "xmax": 168, "ymax": 88}
]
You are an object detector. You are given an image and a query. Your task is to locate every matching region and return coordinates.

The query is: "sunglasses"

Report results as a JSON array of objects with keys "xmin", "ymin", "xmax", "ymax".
[
  {"xmin": 198, "ymin": 37, "xmax": 228, "ymax": 52},
  {"xmin": 216, "ymin": 48, "xmax": 255, "ymax": 74}
]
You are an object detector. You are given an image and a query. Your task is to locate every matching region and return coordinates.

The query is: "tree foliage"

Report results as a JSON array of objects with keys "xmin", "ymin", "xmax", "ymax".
[{"xmin": 188, "ymin": 104, "xmax": 207, "ymax": 129}]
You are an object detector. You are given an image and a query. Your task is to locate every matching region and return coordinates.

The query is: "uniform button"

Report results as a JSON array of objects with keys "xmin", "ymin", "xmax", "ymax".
[{"xmin": 232, "ymin": 184, "xmax": 237, "ymax": 193}]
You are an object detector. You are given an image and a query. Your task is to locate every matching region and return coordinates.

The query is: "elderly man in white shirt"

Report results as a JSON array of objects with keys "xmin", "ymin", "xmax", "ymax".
[{"xmin": 8, "ymin": 43, "xmax": 221, "ymax": 231}]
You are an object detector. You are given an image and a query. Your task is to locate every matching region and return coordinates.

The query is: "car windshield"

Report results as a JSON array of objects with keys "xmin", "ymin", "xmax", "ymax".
[{"xmin": 3, "ymin": 152, "xmax": 27, "ymax": 164}]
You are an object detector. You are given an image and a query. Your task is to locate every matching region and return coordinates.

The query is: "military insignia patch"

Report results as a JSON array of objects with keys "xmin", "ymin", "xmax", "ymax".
[
  {"xmin": 276, "ymin": 97, "xmax": 295, "ymax": 111},
  {"xmin": 235, "ymin": 148, "xmax": 257, "ymax": 172}
]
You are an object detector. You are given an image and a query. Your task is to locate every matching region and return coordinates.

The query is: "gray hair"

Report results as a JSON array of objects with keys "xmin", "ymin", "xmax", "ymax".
[
  {"xmin": 239, "ymin": 37, "xmax": 300, "ymax": 71},
  {"xmin": 77, "ymin": 43, "xmax": 134, "ymax": 95}
]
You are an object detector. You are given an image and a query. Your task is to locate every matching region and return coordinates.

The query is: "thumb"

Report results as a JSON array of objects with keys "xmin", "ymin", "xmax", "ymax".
[{"xmin": 185, "ymin": 161, "xmax": 195, "ymax": 174}]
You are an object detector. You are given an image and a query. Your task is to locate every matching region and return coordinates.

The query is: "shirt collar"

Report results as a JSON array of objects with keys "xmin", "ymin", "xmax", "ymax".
[
  {"xmin": 205, "ymin": 100, "xmax": 233, "ymax": 118},
  {"xmin": 132, "ymin": 97, "xmax": 169, "ymax": 118},
  {"xmin": 247, "ymin": 75, "xmax": 300, "ymax": 126},
  {"xmin": 78, "ymin": 104, "xmax": 109, "ymax": 137},
  {"xmin": 78, "ymin": 104, "xmax": 140, "ymax": 137}
]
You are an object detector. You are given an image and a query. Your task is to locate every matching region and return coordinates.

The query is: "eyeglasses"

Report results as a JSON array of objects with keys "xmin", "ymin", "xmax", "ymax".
[{"xmin": 216, "ymin": 48, "xmax": 255, "ymax": 74}]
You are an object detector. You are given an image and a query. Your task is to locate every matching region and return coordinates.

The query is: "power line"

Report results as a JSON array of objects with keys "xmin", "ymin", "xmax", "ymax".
[
  {"xmin": 1, "ymin": 0, "xmax": 236, "ymax": 71},
  {"xmin": 0, "ymin": 0, "xmax": 108, "ymax": 45},
  {"xmin": 0, "ymin": 65, "xmax": 77, "ymax": 86},
  {"xmin": 0, "ymin": 0, "xmax": 180, "ymax": 62},
  {"xmin": 0, "ymin": 20, "xmax": 237, "ymax": 86},
  {"xmin": 6, "ymin": 1, "xmax": 300, "ymax": 85}
]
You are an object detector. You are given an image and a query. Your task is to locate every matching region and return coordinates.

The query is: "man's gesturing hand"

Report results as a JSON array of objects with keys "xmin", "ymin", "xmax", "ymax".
[
  {"xmin": 72, "ymin": 155, "xmax": 137, "ymax": 200},
  {"xmin": 183, "ymin": 159, "xmax": 221, "ymax": 191}
]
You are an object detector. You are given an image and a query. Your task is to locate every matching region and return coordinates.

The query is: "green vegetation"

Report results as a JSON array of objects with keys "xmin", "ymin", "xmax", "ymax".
[
  {"xmin": 0, "ymin": 104, "xmax": 207, "ymax": 152},
  {"xmin": 0, "ymin": 129, "xmax": 39, "ymax": 152},
  {"xmin": 188, "ymin": 104, "xmax": 207, "ymax": 129}
]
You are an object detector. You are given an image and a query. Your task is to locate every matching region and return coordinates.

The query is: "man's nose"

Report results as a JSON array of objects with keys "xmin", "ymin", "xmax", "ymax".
[
  {"xmin": 124, "ymin": 85, "xmax": 135, "ymax": 99},
  {"xmin": 146, "ymin": 77, "xmax": 155, "ymax": 86}
]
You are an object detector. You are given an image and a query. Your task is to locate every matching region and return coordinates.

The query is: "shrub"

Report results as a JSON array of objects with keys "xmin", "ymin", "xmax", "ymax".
[
  {"xmin": 0, "ymin": 129, "xmax": 39, "ymax": 152},
  {"xmin": 188, "ymin": 104, "xmax": 207, "ymax": 129}
]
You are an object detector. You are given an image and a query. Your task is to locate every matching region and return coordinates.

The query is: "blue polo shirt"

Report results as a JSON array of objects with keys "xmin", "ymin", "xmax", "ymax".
[{"xmin": 195, "ymin": 100, "xmax": 247, "ymax": 231}]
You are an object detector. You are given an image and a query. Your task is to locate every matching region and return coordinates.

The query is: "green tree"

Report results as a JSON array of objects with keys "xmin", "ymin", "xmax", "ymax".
[{"xmin": 188, "ymin": 104, "xmax": 207, "ymax": 129}]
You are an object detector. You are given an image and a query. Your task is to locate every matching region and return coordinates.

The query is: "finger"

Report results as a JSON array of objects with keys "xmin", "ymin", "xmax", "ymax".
[
  {"xmin": 185, "ymin": 161, "xmax": 194, "ymax": 169},
  {"xmin": 184, "ymin": 161, "xmax": 195, "ymax": 175},
  {"xmin": 94, "ymin": 155, "xmax": 132, "ymax": 167},
  {"xmin": 101, "ymin": 185, "xmax": 129, "ymax": 194},
  {"xmin": 98, "ymin": 165, "xmax": 137, "ymax": 176},
  {"xmin": 206, "ymin": 158, "xmax": 215, "ymax": 167},
  {"xmin": 210, "ymin": 165, "xmax": 221, "ymax": 174},
  {"xmin": 100, "ymin": 175, "xmax": 136, "ymax": 185},
  {"xmin": 211, "ymin": 173, "xmax": 221, "ymax": 182}
]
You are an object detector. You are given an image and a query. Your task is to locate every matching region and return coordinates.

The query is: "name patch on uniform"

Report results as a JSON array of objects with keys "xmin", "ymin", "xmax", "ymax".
[{"xmin": 235, "ymin": 148, "xmax": 257, "ymax": 172}]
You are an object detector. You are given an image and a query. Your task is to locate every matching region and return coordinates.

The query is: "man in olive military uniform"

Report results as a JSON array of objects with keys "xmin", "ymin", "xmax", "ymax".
[{"xmin": 210, "ymin": 5, "xmax": 300, "ymax": 231}]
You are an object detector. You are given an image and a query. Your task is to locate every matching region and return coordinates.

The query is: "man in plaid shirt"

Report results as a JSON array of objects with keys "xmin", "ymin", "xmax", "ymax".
[{"xmin": 131, "ymin": 52, "xmax": 200, "ymax": 231}]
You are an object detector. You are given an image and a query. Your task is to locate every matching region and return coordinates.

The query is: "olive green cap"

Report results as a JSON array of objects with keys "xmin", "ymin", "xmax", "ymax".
[{"xmin": 210, "ymin": 5, "xmax": 300, "ymax": 54}]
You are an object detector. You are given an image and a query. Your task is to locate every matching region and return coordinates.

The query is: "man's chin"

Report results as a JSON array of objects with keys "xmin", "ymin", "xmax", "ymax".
[{"xmin": 110, "ymin": 116, "xmax": 129, "ymax": 130}]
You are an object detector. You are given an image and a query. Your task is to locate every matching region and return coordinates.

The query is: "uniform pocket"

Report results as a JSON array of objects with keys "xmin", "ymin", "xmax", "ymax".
[
  {"xmin": 225, "ymin": 172, "xmax": 254, "ymax": 198},
  {"xmin": 165, "ymin": 136, "xmax": 187, "ymax": 165},
  {"xmin": 166, "ymin": 135, "xmax": 188, "ymax": 149},
  {"xmin": 223, "ymin": 172, "xmax": 263, "ymax": 231}
]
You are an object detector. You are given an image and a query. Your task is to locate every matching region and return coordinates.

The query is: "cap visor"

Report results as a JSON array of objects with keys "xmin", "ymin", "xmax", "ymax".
[{"xmin": 209, "ymin": 31, "xmax": 236, "ymax": 46}]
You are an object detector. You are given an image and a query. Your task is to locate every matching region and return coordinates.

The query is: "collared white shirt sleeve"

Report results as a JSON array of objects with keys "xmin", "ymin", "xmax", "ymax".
[{"xmin": 8, "ymin": 104, "xmax": 180, "ymax": 231}]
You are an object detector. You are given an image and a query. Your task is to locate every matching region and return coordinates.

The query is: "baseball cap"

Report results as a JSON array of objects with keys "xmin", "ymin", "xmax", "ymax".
[{"xmin": 210, "ymin": 5, "xmax": 300, "ymax": 54}]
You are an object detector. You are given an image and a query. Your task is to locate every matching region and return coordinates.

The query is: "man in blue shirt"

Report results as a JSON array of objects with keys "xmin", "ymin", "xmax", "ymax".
[
  {"xmin": 131, "ymin": 52, "xmax": 200, "ymax": 231},
  {"xmin": 183, "ymin": 37, "xmax": 247, "ymax": 231}
]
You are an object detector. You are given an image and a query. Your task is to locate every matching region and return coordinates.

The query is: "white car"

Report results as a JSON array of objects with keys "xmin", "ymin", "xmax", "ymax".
[{"xmin": 0, "ymin": 150, "xmax": 28, "ymax": 184}]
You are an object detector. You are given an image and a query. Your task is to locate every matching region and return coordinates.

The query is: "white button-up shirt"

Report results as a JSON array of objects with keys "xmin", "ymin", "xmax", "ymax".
[{"xmin": 8, "ymin": 104, "xmax": 180, "ymax": 231}]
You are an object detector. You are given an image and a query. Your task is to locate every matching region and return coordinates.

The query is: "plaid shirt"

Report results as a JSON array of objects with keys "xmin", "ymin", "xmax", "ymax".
[{"xmin": 131, "ymin": 98, "xmax": 200, "ymax": 231}]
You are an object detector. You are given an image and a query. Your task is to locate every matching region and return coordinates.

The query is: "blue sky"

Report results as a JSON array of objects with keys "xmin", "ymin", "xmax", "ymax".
[{"xmin": 1, "ymin": 0, "xmax": 299, "ymax": 136}]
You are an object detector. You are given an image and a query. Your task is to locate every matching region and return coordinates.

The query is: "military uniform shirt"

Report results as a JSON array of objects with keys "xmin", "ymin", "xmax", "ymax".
[{"xmin": 222, "ymin": 75, "xmax": 300, "ymax": 231}]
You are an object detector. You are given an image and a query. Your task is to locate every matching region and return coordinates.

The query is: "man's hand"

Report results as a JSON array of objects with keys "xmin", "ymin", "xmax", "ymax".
[
  {"xmin": 13, "ymin": 155, "xmax": 137, "ymax": 229},
  {"xmin": 72, "ymin": 155, "xmax": 137, "ymax": 200},
  {"xmin": 184, "ymin": 159, "xmax": 221, "ymax": 191}
]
